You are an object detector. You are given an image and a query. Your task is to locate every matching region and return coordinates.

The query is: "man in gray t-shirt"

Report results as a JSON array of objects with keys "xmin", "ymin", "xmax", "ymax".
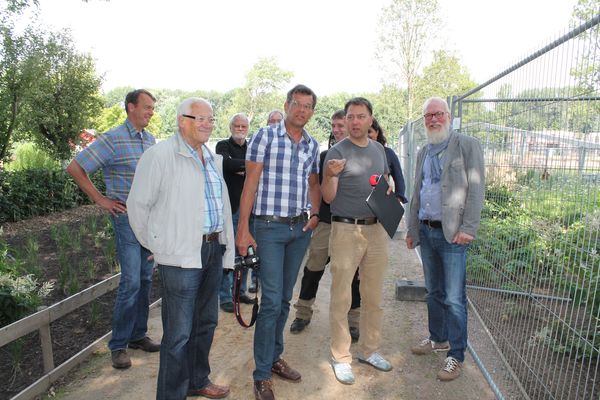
[{"xmin": 322, "ymin": 97, "xmax": 395, "ymax": 385}]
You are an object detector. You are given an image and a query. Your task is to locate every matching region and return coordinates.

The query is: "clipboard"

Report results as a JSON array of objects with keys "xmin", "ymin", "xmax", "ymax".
[{"xmin": 366, "ymin": 176, "xmax": 404, "ymax": 239}]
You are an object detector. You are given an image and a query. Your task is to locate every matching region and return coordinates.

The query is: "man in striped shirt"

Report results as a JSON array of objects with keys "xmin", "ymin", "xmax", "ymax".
[
  {"xmin": 236, "ymin": 84, "xmax": 321, "ymax": 400},
  {"xmin": 66, "ymin": 89, "xmax": 159, "ymax": 370}
]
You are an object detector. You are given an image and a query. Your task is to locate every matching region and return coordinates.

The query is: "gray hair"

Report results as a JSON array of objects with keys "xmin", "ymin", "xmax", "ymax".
[
  {"xmin": 423, "ymin": 97, "xmax": 450, "ymax": 114},
  {"xmin": 229, "ymin": 112, "xmax": 249, "ymax": 127},
  {"xmin": 267, "ymin": 109, "xmax": 283, "ymax": 124},
  {"xmin": 177, "ymin": 97, "xmax": 212, "ymax": 118}
]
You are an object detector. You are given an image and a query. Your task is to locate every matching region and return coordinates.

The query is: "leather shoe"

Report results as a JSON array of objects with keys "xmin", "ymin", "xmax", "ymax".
[
  {"xmin": 220, "ymin": 302, "xmax": 234, "ymax": 313},
  {"xmin": 289, "ymin": 318, "xmax": 310, "ymax": 334},
  {"xmin": 188, "ymin": 382, "xmax": 230, "ymax": 399},
  {"xmin": 254, "ymin": 379, "xmax": 274, "ymax": 400},
  {"xmin": 128, "ymin": 336, "xmax": 160, "ymax": 352},
  {"xmin": 271, "ymin": 358, "xmax": 301, "ymax": 382},
  {"xmin": 111, "ymin": 349, "xmax": 131, "ymax": 369},
  {"xmin": 239, "ymin": 294, "xmax": 254, "ymax": 304}
]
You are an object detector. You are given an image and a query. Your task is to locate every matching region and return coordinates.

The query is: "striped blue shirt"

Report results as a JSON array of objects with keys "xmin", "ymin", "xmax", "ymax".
[
  {"xmin": 247, "ymin": 122, "xmax": 320, "ymax": 217},
  {"xmin": 187, "ymin": 143, "xmax": 224, "ymax": 234},
  {"xmin": 74, "ymin": 119, "xmax": 155, "ymax": 202}
]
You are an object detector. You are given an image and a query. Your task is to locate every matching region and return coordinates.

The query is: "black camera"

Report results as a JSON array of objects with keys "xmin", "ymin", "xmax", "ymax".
[{"xmin": 234, "ymin": 246, "xmax": 260, "ymax": 272}]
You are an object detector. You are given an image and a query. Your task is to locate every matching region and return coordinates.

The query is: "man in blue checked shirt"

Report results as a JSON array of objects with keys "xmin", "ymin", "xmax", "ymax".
[
  {"xmin": 127, "ymin": 97, "xmax": 234, "ymax": 400},
  {"xmin": 236, "ymin": 84, "xmax": 321, "ymax": 400},
  {"xmin": 66, "ymin": 89, "xmax": 160, "ymax": 370}
]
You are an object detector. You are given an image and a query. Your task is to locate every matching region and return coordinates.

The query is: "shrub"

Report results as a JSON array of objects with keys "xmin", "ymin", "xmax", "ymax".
[
  {"xmin": 0, "ymin": 169, "xmax": 105, "ymax": 223},
  {"xmin": 5, "ymin": 142, "xmax": 60, "ymax": 172}
]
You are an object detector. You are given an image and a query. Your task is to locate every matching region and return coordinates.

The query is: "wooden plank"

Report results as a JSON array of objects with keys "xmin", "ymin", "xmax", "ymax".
[
  {"xmin": 38, "ymin": 323, "xmax": 54, "ymax": 374},
  {"xmin": 10, "ymin": 299, "xmax": 161, "ymax": 400},
  {"xmin": 0, "ymin": 274, "xmax": 121, "ymax": 347}
]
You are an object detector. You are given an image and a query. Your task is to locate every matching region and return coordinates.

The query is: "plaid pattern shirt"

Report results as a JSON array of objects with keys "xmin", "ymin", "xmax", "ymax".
[
  {"xmin": 74, "ymin": 119, "xmax": 155, "ymax": 202},
  {"xmin": 187, "ymin": 143, "xmax": 224, "ymax": 234},
  {"xmin": 247, "ymin": 122, "xmax": 320, "ymax": 217}
]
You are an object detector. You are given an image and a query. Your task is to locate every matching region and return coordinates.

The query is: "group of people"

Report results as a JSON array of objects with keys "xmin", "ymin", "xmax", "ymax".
[{"xmin": 67, "ymin": 85, "xmax": 485, "ymax": 400}]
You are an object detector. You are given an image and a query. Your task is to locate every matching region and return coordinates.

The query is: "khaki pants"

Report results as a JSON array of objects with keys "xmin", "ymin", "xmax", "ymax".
[
  {"xmin": 329, "ymin": 221, "xmax": 388, "ymax": 363},
  {"xmin": 294, "ymin": 222, "xmax": 360, "ymax": 327}
]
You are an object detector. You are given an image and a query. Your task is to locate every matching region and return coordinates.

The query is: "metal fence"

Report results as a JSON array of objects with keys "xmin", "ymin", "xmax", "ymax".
[{"xmin": 401, "ymin": 13, "xmax": 600, "ymax": 400}]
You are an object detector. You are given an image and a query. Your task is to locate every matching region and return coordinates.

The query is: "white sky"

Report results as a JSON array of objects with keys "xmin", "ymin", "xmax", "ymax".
[{"xmin": 36, "ymin": 0, "xmax": 579, "ymax": 95}]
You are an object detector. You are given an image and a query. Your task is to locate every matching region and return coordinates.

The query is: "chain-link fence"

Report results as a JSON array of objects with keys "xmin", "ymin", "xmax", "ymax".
[{"xmin": 401, "ymin": 13, "xmax": 600, "ymax": 400}]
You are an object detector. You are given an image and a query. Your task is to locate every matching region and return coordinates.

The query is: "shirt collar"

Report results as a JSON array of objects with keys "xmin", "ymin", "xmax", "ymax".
[
  {"xmin": 277, "ymin": 121, "xmax": 311, "ymax": 144},
  {"xmin": 125, "ymin": 119, "xmax": 145, "ymax": 139}
]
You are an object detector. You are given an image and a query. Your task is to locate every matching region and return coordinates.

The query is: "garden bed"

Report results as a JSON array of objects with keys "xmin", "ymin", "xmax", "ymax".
[{"xmin": 0, "ymin": 205, "xmax": 161, "ymax": 400}]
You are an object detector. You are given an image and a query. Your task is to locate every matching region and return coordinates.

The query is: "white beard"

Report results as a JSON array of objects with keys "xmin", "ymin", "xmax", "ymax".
[{"xmin": 426, "ymin": 125, "xmax": 450, "ymax": 144}]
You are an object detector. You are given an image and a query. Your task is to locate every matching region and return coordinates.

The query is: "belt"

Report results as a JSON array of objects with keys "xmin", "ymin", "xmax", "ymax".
[
  {"xmin": 203, "ymin": 232, "xmax": 220, "ymax": 242},
  {"xmin": 421, "ymin": 220, "xmax": 442, "ymax": 229},
  {"xmin": 255, "ymin": 213, "xmax": 308, "ymax": 224},
  {"xmin": 331, "ymin": 216, "xmax": 378, "ymax": 225}
]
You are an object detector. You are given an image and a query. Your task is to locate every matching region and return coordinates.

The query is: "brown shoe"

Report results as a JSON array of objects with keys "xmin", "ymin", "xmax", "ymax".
[
  {"xmin": 111, "ymin": 349, "xmax": 131, "ymax": 369},
  {"xmin": 437, "ymin": 357, "xmax": 462, "ymax": 381},
  {"xmin": 188, "ymin": 382, "xmax": 230, "ymax": 399},
  {"xmin": 271, "ymin": 358, "xmax": 301, "ymax": 382},
  {"xmin": 254, "ymin": 379, "xmax": 274, "ymax": 400},
  {"xmin": 128, "ymin": 336, "xmax": 160, "ymax": 352}
]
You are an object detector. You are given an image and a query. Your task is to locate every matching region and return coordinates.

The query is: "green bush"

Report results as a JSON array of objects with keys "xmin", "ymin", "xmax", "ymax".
[
  {"xmin": 0, "ymin": 169, "xmax": 105, "ymax": 223},
  {"xmin": 5, "ymin": 142, "xmax": 60, "ymax": 172}
]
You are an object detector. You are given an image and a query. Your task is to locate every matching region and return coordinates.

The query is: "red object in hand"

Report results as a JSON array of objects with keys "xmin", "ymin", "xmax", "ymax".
[{"xmin": 369, "ymin": 174, "xmax": 380, "ymax": 187}]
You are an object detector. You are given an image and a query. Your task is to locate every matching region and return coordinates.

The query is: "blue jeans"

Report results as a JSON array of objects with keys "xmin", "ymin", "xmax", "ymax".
[
  {"xmin": 219, "ymin": 212, "xmax": 252, "ymax": 304},
  {"xmin": 253, "ymin": 218, "xmax": 311, "ymax": 381},
  {"xmin": 108, "ymin": 213, "xmax": 154, "ymax": 352},
  {"xmin": 156, "ymin": 240, "xmax": 222, "ymax": 400},
  {"xmin": 419, "ymin": 224, "xmax": 468, "ymax": 362}
]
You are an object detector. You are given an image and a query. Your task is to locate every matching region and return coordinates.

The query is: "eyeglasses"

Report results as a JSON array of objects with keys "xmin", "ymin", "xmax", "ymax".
[
  {"xmin": 423, "ymin": 111, "xmax": 447, "ymax": 121},
  {"xmin": 182, "ymin": 114, "xmax": 216, "ymax": 124},
  {"xmin": 290, "ymin": 100, "xmax": 313, "ymax": 111}
]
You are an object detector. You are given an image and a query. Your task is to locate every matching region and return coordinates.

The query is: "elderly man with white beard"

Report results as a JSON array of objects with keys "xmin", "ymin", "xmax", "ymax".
[{"xmin": 406, "ymin": 96, "xmax": 485, "ymax": 381}]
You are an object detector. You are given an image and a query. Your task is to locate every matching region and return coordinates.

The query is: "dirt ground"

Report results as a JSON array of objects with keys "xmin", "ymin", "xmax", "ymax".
[{"xmin": 49, "ymin": 233, "xmax": 496, "ymax": 400}]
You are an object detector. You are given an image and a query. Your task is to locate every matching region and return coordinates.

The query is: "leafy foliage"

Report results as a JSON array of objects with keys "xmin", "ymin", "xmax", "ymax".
[{"xmin": 0, "ymin": 169, "xmax": 105, "ymax": 222}]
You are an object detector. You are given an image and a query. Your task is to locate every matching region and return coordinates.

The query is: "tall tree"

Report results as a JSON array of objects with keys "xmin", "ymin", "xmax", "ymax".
[
  {"xmin": 225, "ymin": 57, "xmax": 292, "ymax": 134},
  {"xmin": 20, "ymin": 30, "xmax": 102, "ymax": 160},
  {"xmin": 376, "ymin": 0, "xmax": 440, "ymax": 121},
  {"xmin": 570, "ymin": 0, "xmax": 600, "ymax": 92}
]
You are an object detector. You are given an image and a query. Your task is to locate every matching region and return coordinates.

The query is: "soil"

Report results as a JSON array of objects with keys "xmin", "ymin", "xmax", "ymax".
[
  {"xmin": 40, "ymin": 225, "xmax": 500, "ymax": 400},
  {"xmin": 0, "ymin": 205, "xmax": 161, "ymax": 400}
]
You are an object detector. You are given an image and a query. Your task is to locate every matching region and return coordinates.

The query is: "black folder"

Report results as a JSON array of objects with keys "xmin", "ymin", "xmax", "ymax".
[{"xmin": 366, "ymin": 177, "xmax": 404, "ymax": 239}]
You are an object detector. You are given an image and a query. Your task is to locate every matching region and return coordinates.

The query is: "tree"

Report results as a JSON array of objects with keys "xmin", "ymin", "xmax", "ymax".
[
  {"xmin": 20, "ymin": 30, "xmax": 103, "ymax": 160},
  {"xmin": 570, "ymin": 0, "xmax": 600, "ymax": 91},
  {"xmin": 225, "ymin": 57, "xmax": 292, "ymax": 134},
  {"xmin": 376, "ymin": 0, "xmax": 440, "ymax": 120},
  {"xmin": 0, "ymin": 3, "xmax": 103, "ymax": 162}
]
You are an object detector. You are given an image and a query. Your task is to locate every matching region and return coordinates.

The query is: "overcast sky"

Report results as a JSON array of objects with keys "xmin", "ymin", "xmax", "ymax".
[{"xmin": 36, "ymin": 0, "xmax": 579, "ymax": 95}]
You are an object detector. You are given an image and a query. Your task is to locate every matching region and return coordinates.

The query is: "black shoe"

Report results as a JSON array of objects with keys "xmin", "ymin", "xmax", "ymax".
[
  {"xmin": 220, "ymin": 302, "xmax": 234, "ymax": 313},
  {"xmin": 290, "ymin": 318, "xmax": 310, "ymax": 334},
  {"xmin": 349, "ymin": 327, "xmax": 360, "ymax": 343},
  {"xmin": 239, "ymin": 294, "xmax": 254, "ymax": 304},
  {"xmin": 111, "ymin": 349, "xmax": 131, "ymax": 369},
  {"xmin": 128, "ymin": 336, "xmax": 160, "ymax": 352}
]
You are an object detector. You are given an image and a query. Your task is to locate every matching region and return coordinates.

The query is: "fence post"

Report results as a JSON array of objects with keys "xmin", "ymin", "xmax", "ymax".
[{"xmin": 37, "ymin": 306, "xmax": 54, "ymax": 373}]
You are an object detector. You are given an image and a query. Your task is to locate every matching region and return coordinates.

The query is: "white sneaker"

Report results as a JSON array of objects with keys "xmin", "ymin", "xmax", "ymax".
[
  {"xmin": 358, "ymin": 352, "xmax": 393, "ymax": 372},
  {"xmin": 330, "ymin": 358, "xmax": 355, "ymax": 385}
]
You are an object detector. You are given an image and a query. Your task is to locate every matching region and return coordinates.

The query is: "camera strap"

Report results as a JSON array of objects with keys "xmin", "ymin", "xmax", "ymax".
[{"xmin": 232, "ymin": 267, "xmax": 259, "ymax": 328}]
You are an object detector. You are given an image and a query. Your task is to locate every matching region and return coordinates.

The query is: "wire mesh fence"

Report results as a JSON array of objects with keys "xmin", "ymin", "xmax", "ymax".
[{"xmin": 401, "ymin": 13, "xmax": 600, "ymax": 400}]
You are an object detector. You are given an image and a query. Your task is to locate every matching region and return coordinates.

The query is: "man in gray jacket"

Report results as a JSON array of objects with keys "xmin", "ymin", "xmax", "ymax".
[
  {"xmin": 406, "ymin": 96, "xmax": 485, "ymax": 381},
  {"xmin": 128, "ymin": 97, "xmax": 234, "ymax": 400}
]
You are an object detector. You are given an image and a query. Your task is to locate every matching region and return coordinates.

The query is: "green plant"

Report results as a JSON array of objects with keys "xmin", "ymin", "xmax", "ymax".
[
  {"xmin": 88, "ymin": 301, "xmax": 100, "ymax": 327},
  {"xmin": 5, "ymin": 142, "xmax": 60, "ymax": 171}
]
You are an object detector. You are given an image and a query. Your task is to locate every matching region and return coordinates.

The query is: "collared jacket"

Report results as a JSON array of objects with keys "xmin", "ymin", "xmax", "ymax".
[
  {"xmin": 407, "ymin": 131, "xmax": 485, "ymax": 245},
  {"xmin": 127, "ymin": 132, "xmax": 235, "ymax": 269}
]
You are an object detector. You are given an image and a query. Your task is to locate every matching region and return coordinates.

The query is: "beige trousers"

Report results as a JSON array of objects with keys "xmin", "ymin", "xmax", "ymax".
[{"xmin": 329, "ymin": 221, "xmax": 388, "ymax": 363}]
